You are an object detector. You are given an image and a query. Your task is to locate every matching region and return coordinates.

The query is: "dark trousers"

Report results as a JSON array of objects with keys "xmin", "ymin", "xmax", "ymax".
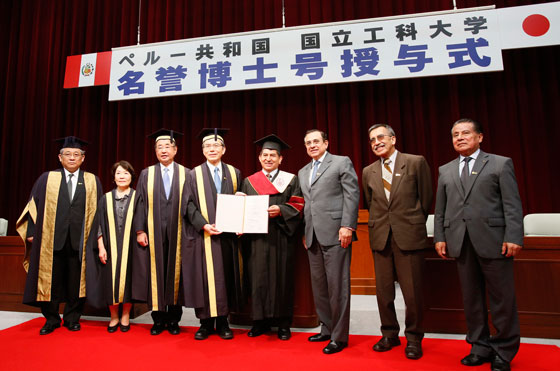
[
  {"xmin": 307, "ymin": 237, "xmax": 351, "ymax": 342},
  {"xmin": 456, "ymin": 232, "xmax": 520, "ymax": 362},
  {"xmin": 41, "ymin": 236, "xmax": 84, "ymax": 325},
  {"xmin": 374, "ymin": 230, "xmax": 425, "ymax": 342},
  {"xmin": 151, "ymin": 225, "xmax": 183, "ymax": 325},
  {"xmin": 252, "ymin": 317, "xmax": 292, "ymax": 328},
  {"xmin": 199, "ymin": 315, "xmax": 229, "ymax": 331},
  {"xmin": 151, "ymin": 306, "xmax": 183, "ymax": 324}
]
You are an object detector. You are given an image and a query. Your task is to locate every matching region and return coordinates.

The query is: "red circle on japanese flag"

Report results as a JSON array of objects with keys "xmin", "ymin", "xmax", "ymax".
[{"xmin": 522, "ymin": 14, "xmax": 550, "ymax": 37}]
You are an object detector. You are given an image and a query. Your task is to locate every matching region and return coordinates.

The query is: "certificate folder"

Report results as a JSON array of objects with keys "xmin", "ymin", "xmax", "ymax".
[{"xmin": 215, "ymin": 194, "xmax": 269, "ymax": 234}]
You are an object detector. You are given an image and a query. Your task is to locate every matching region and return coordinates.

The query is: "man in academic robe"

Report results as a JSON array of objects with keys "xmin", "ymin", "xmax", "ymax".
[
  {"xmin": 183, "ymin": 128, "xmax": 243, "ymax": 340},
  {"xmin": 16, "ymin": 136, "xmax": 102, "ymax": 335},
  {"xmin": 362, "ymin": 124, "xmax": 432, "ymax": 360},
  {"xmin": 134, "ymin": 129, "xmax": 190, "ymax": 335},
  {"xmin": 241, "ymin": 134, "xmax": 304, "ymax": 341}
]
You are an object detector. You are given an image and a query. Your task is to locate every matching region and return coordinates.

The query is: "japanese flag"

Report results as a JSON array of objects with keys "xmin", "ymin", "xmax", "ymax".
[
  {"xmin": 498, "ymin": 2, "xmax": 560, "ymax": 50},
  {"xmin": 63, "ymin": 51, "xmax": 112, "ymax": 88}
]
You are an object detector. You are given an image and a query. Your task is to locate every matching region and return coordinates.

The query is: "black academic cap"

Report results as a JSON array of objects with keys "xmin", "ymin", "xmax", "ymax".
[
  {"xmin": 54, "ymin": 136, "xmax": 89, "ymax": 150},
  {"xmin": 197, "ymin": 128, "xmax": 229, "ymax": 144},
  {"xmin": 147, "ymin": 128, "xmax": 183, "ymax": 143},
  {"xmin": 254, "ymin": 134, "xmax": 291, "ymax": 154}
]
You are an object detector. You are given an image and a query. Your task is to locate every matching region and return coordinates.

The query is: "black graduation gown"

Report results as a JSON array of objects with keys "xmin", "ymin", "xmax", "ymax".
[
  {"xmin": 133, "ymin": 162, "xmax": 193, "ymax": 310},
  {"xmin": 241, "ymin": 172, "xmax": 303, "ymax": 321},
  {"xmin": 182, "ymin": 162, "xmax": 244, "ymax": 319},
  {"xmin": 16, "ymin": 169, "xmax": 102, "ymax": 306},
  {"xmin": 86, "ymin": 188, "xmax": 137, "ymax": 308}
]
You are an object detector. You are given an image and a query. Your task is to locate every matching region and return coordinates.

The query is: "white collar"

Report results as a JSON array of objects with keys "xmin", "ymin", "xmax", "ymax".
[
  {"xmin": 206, "ymin": 161, "xmax": 222, "ymax": 173},
  {"xmin": 63, "ymin": 168, "xmax": 79, "ymax": 178},
  {"xmin": 262, "ymin": 168, "xmax": 279, "ymax": 178},
  {"xmin": 313, "ymin": 152, "xmax": 327, "ymax": 166},
  {"xmin": 460, "ymin": 148, "xmax": 480, "ymax": 162}
]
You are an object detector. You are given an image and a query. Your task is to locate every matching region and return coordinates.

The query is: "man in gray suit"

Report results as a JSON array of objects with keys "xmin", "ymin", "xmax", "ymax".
[
  {"xmin": 434, "ymin": 118, "xmax": 523, "ymax": 371},
  {"xmin": 298, "ymin": 129, "xmax": 359, "ymax": 354}
]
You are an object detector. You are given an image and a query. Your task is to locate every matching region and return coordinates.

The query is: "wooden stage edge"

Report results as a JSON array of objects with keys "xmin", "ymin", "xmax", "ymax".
[{"xmin": 2, "ymin": 221, "xmax": 559, "ymax": 338}]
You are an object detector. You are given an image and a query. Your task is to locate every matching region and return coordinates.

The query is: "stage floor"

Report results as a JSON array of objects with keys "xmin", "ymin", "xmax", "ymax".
[{"xmin": 2, "ymin": 292, "xmax": 558, "ymax": 346}]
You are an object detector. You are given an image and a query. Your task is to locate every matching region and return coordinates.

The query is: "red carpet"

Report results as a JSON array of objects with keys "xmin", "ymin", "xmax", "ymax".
[{"xmin": 0, "ymin": 318, "xmax": 558, "ymax": 371}]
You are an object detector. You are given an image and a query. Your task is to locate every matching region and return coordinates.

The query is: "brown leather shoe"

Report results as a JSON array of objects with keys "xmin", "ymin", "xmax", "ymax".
[
  {"xmin": 404, "ymin": 341, "xmax": 423, "ymax": 360},
  {"xmin": 373, "ymin": 336, "xmax": 401, "ymax": 352}
]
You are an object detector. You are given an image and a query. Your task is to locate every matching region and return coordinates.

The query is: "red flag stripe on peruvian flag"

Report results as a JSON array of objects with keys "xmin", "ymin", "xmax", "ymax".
[{"xmin": 63, "ymin": 51, "xmax": 112, "ymax": 88}]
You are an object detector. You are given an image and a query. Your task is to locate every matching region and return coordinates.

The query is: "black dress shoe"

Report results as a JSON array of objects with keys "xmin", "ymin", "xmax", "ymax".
[
  {"xmin": 308, "ymin": 333, "xmax": 331, "ymax": 342},
  {"xmin": 278, "ymin": 327, "xmax": 291, "ymax": 340},
  {"xmin": 64, "ymin": 322, "xmax": 81, "ymax": 331},
  {"xmin": 150, "ymin": 322, "xmax": 166, "ymax": 335},
  {"xmin": 107, "ymin": 323, "xmax": 119, "ymax": 333},
  {"xmin": 167, "ymin": 322, "xmax": 181, "ymax": 335},
  {"xmin": 194, "ymin": 326, "xmax": 214, "ymax": 340},
  {"xmin": 404, "ymin": 341, "xmax": 423, "ymax": 360},
  {"xmin": 491, "ymin": 355, "xmax": 511, "ymax": 371},
  {"xmin": 373, "ymin": 336, "xmax": 401, "ymax": 352},
  {"xmin": 323, "ymin": 341, "xmax": 347, "ymax": 354},
  {"xmin": 120, "ymin": 323, "xmax": 131, "ymax": 332},
  {"xmin": 460, "ymin": 353, "xmax": 493, "ymax": 366},
  {"xmin": 217, "ymin": 326, "xmax": 234, "ymax": 340},
  {"xmin": 39, "ymin": 322, "xmax": 60, "ymax": 335},
  {"xmin": 248, "ymin": 325, "xmax": 271, "ymax": 337}
]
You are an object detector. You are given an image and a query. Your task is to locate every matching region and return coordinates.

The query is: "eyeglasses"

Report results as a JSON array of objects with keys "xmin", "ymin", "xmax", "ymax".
[
  {"xmin": 202, "ymin": 143, "xmax": 223, "ymax": 149},
  {"xmin": 156, "ymin": 145, "xmax": 174, "ymax": 151},
  {"xmin": 61, "ymin": 152, "xmax": 83, "ymax": 158},
  {"xmin": 304, "ymin": 139, "xmax": 323, "ymax": 147},
  {"xmin": 369, "ymin": 134, "xmax": 392, "ymax": 144}
]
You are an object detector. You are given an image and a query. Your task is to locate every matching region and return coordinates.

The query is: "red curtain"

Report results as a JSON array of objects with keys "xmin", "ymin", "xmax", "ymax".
[{"xmin": 1, "ymin": 0, "xmax": 559, "ymax": 235}]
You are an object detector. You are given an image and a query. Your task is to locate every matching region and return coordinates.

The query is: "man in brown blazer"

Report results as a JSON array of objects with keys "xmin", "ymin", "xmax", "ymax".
[{"xmin": 362, "ymin": 124, "xmax": 432, "ymax": 360}]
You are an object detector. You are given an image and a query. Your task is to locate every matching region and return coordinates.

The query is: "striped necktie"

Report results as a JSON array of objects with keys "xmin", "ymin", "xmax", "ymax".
[{"xmin": 382, "ymin": 158, "xmax": 392, "ymax": 201}]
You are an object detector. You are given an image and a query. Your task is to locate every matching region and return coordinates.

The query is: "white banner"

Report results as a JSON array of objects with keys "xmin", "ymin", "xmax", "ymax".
[
  {"xmin": 109, "ymin": 8, "xmax": 504, "ymax": 101},
  {"xmin": 498, "ymin": 2, "xmax": 560, "ymax": 50}
]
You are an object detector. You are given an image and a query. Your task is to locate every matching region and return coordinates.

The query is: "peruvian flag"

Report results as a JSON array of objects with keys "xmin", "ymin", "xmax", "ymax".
[
  {"xmin": 498, "ymin": 2, "xmax": 560, "ymax": 50},
  {"xmin": 63, "ymin": 51, "xmax": 112, "ymax": 88}
]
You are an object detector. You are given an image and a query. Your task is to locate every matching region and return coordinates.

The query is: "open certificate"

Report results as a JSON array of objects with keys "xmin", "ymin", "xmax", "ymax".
[{"xmin": 215, "ymin": 194, "xmax": 269, "ymax": 234}]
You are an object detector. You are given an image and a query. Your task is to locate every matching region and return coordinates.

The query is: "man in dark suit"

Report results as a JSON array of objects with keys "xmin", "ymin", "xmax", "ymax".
[
  {"xmin": 362, "ymin": 124, "xmax": 432, "ymax": 360},
  {"xmin": 298, "ymin": 129, "xmax": 359, "ymax": 354},
  {"xmin": 434, "ymin": 118, "xmax": 523, "ymax": 371},
  {"xmin": 16, "ymin": 136, "xmax": 102, "ymax": 335}
]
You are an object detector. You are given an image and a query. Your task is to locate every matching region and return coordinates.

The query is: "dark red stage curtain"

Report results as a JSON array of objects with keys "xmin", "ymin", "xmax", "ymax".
[{"xmin": 1, "ymin": 0, "xmax": 559, "ymax": 235}]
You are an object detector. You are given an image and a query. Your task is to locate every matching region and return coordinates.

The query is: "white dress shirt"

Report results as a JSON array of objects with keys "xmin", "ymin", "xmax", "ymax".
[{"xmin": 63, "ymin": 168, "xmax": 80, "ymax": 199}]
